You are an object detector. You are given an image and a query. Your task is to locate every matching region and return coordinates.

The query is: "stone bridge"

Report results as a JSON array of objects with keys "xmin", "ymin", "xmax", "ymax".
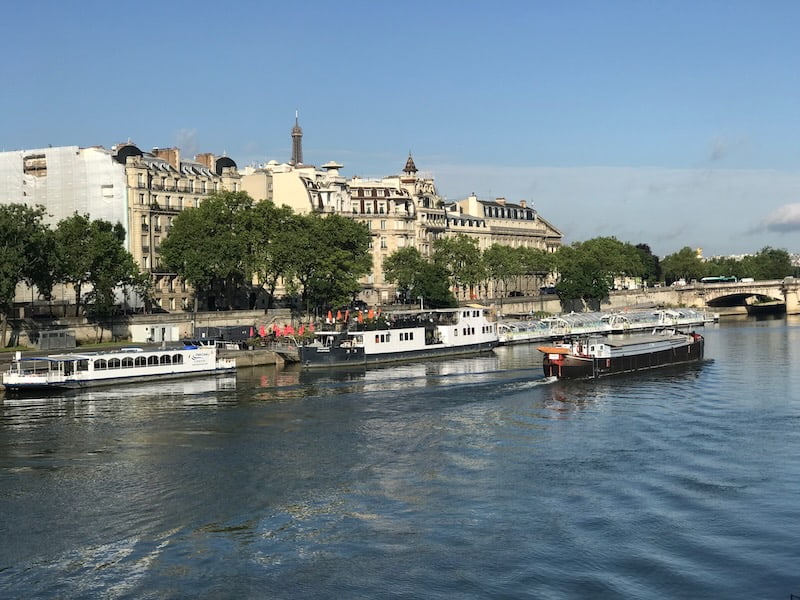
[
  {"xmin": 607, "ymin": 278, "xmax": 800, "ymax": 314},
  {"xmin": 495, "ymin": 278, "xmax": 800, "ymax": 316}
]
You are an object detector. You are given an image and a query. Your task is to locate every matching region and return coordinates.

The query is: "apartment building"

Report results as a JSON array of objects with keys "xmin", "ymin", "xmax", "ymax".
[{"xmin": 0, "ymin": 143, "xmax": 240, "ymax": 311}]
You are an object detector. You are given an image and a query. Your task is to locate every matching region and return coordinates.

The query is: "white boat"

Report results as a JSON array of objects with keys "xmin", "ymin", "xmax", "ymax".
[
  {"xmin": 1, "ymin": 343, "xmax": 236, "ymax": 393},
  {"xmin": 297, "ymin": 307, "xmax": 498, "ymax": 368}
]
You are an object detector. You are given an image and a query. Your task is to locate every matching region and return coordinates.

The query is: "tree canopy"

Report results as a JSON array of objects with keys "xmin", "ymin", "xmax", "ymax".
[
  {"xmin": 382, "ymin": 247, "xmax": 457, "ymax": 308},
  {"xmin": 554, "ymin": 237, "xmax": 645, "ymax": 307},
  {"xmin": 660, "ymin": 247, "xmax": 705, "ymax": 284},
  {"xmin": 0, "ymin": 204, "xmax": 53, "ymax": 344},
  {"xmin": 160, "ymin": 191, "xmax": 254, "ymax": 310},
  {"xmin": 432, "ymin": 234, "xmax": 486, "ymax": 297}
]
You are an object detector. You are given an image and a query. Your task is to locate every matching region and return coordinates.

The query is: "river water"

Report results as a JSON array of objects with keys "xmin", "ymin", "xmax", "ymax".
[{"xmin": 1, "ymin": 317, "xmax": 799, "ymax": 599}]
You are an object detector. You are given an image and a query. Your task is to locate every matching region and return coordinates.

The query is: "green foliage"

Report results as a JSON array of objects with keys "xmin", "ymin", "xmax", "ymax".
[
  {"xmin": 554, "ymin": 237, "xmax": 645, "ymax": 303},
  {"xmin": 483, "ymin": 244, "xmax": 523, "ymax": 296},
  {"xmin": 660, "ymin": 246, "xmax": 704, "ymax": 283},
  {"xmin": 383, "ymin": 247, "xmax": 457, "ymax": 308},
  {"xmin": 242, "ymin": 200, "xmax": 296, "ymax": 308},
  {"xmin": 0, "ymin": 204, "xmax": 54, "ymax": 344},
  {"xmin": 383, "ymin": 247, "xmax": 426, "ymax": 300},
  {"xmin": 55, "ymin": 213, "xmax": 140, "ymax": 319},
  {"xmin": 160, "ymin": 191, "xmax": 254, "ymax": 309},
  {"xmin": 432, "ymin": 234, "xmax": 486, "ymax": 294},
  {"xmin": 634, "ymin": 243, "xmax": 661, "ymax": 283},
  {"xmin": 282, "ymin": 213, "xmax": 372, "ymax": 313},
  {"xmin": 742, "ymin": 247, "xmax": 793, "ymax": 280}
]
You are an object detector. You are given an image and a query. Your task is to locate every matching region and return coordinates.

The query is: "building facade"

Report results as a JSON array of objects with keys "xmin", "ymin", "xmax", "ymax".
[
  {"xmin": 0, "ymin": 143, "xmax": 240, "ymax": 311},
  {"xmin": 241, "ymin": 120, "xmax": 562, "ymax": 304},
  {"xmin": 2, "ymin": 120, "xmax": 562, "ymax": 312}
]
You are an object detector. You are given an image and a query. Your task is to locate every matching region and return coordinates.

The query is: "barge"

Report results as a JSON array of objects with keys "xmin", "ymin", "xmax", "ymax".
[{"xmin": 537, "ymin": 330, "xmax": 704, "ymax": 379}]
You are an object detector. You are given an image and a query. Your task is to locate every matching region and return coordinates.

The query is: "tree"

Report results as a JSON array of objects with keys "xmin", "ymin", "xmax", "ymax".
[
  {"xmin": 747, "ymin": 247, "xmax": 793, "ymax": 280},
  {"xmin": 415, "ymin": 261, "xmax": 458, "ymax": 308},
  {"xmin": 0, "ymin": 204, "xmax": 53, "ymax": 346},
  {"xmin": 634, "ymin": 243, "xmax": 662, "ymax": 284},
  {"xmin": 160, "ymin": 191, "xmax": 254, "ymax": 310},
  {"xmin": 433, "ymin": 234, "xmax": 486, "ymax": 298},
  {"xmin": 383, "ymin": 247, "xmax": 426, "ymax": 303},
  {"xmin": 554, "ymin": 237, "xmax": 645, "ymax": 309},
  {"xmin": 54, "ymin": 214, "xmax": 139, "ymax": 320},
  {"xmin": 483, "ymin": 244, "xmax": 523, "ymax": 297},
  {"xmin": 242, "ymin": 200, "xmax": 296, "ymax": 309},
  {"xmin": 660, "ymin": 246, "xmax": 704, "ymax": 284},
  {"xmin": 283, "ymin": 213, "xmax": 372, "ymax": 314},
  {"xmin": 520, "ymin": 247, "xmax": 554, "ymax": 292}
]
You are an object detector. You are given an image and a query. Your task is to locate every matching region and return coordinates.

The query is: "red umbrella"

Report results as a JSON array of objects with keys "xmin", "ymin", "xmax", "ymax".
[
  {"xmin": 367, "ymin": 308, "xmax": 375, "ymax": 320},
  {"xmin": 259, "ymin": 325, "xmax": 266, "ymax": 337},
  {"xmin": 336, "ymin": 310, "xmax": 342, "ymax": 321},
  {"xmin": 326, "ymin": 310, "xmax": 333, "ymax": 324},
  {"xmin": 357, "ymin": 311, "xmax": 364, "ymax": 323}
]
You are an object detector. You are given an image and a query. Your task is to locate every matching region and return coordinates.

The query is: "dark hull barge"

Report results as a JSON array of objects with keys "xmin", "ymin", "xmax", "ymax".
[{"xmin": 538, "ymin": 331, "xmax": 704, "ymax": 379}]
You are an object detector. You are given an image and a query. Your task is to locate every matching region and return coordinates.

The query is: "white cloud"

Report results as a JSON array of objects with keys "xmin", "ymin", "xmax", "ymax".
[{"xmin": 757, "ymin": 203, "xmax": 800, "ymax": 233}]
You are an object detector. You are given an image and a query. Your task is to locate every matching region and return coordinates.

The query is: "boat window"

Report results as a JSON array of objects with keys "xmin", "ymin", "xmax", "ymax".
[
  {"xmin": 160, "ymin": 355, "xmax": 171, "ymax": 365},
  {"xmin": 147, "ymin": 356, "xmax": 159, "ymax": 366},
  {"xmin": 173, "ymin": 354, "xmax": 183, "ymax": 364},
  {"xmin": 95, "ymin": 359, "xmax": 107, "ymax": 370},
  {"xmin": 122, "ymin": 357, "xmax": 134, "ymax": 368},
  {"xmin": 109, "ymin": 358, "xmax": 121, "ymax": 369},
  {"xmin": 77, "ymin": 360, "xmax": 89, "ymax": 371},
  {"xmin": 135, "ymin": 356, "xmax": 146, "ymax": 367}
]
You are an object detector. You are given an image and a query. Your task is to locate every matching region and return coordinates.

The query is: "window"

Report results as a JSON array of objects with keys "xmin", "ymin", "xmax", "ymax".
[
  {"xmin": 380, "ymin": 237, "xmax": 387, "ymax": 249},
  {"xmin": 139, "ymin": 193, "xmax": 145, "ymax": 205},
  {"xmin": 380, "ymin": 220, "xmax": 386, "ymax": 230}
]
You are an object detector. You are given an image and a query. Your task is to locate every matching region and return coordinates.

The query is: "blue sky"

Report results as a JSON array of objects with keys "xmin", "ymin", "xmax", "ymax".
[{"xmin": 4, "ymin": 0, "xmax": 800, "ymax": 257}]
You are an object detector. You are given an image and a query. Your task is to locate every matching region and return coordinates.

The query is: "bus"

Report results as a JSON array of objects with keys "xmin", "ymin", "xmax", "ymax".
[{"xmin": 700, "ymin": 276, "xmax": 737, "ymax": 283}]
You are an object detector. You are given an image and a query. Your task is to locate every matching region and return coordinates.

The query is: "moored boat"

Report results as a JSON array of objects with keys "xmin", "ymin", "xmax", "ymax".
[
  {"xmin": 298, "ymin": 307, "xmax": 498, "ymax": 368},
  {"xmin": 537, "ymin": 330, "xmax": 704, "ymax": 379},
  {"xmin": 1, "ymin": 343, "xmax": 236, "ymax": 393}
]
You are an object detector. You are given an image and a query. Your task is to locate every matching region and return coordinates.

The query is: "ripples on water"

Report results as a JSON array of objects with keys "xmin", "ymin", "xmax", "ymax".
[{"xmin": 2, "ymin": 319, "xmax": 800, "ymax": 598}]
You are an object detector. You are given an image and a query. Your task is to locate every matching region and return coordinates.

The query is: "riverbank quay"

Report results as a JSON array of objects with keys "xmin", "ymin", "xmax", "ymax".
[{"xmin": 3, "ymin": 308, "xmax": 296, "ymax": 348}]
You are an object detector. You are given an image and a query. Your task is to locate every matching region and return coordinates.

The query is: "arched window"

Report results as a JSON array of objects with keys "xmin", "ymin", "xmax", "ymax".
[
  {"xmin": 147, "ymin": 355, "xmax": 159, "ymax": 366},
  {"xmin": 122, "ymin": 357, "xmax": 134, "ymax": 368},
  {"xmin": 173, "ymin": 354, "xmax": 183, "ymax": 365},
  {"xmin": 109, "ymin": 358, "xmax": 121, "ymax": 369},
  {"xmin": 94, "ymin": 359, "xmax": 107, "ymax": 370},
  {"xmin": 135, "ymin": 356, "xmax": 146, "ymax": 367},
  {"xmin": 160, "ymin": 355, "xmax": 171, "ymax": 365}
]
